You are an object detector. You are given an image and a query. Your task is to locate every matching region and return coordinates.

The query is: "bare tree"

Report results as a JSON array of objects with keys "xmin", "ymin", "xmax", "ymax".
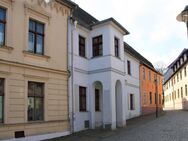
[{"xmin": 154, "ymin": 61, "xmax": 167, "ymax": 75}]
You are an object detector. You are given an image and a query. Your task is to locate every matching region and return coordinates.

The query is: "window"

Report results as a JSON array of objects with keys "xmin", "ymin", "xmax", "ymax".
[
  {"xmin": 143, "ymin": 68, "xmax": 145, "ymax": 79},
  {"xmin": 130, "ymin": 94, "xmax": 134, "ymax": 110},
  {"xmin": 79, "ymin": 35, "xmax": 86, "ymax": 57},
  {"xmin": 184, "ymin": 67, "xmax": 187, "ymax": 77},
  {"xmin": 155, "ymin": 93, "xmax": 157, "ymax": 104},
  {"xmin": 149, "ymin": 92, "xmax": 152, "ymax": 104},
  {"xmin": 28, "ymin": 82, "xmax": 44, "ymax": 121},
  {"xmin": 143, "ymin": 92, "xmax": 147, "ymax": 105},
  {"xmin": 114, "ymin": 37, "xmax": 119, "ymax": 58},
  {"xmin": 79, "ymin": 86, "xmax": 86, "ymax": 111},
  {"xmin": 92, "ymin": 35, "xmax": 102, "ymax": 57},
  {"xmin": 180, "ymin": 70, "xmax": 182, "ymax": 80},
  {"xmin": 154, "ymin": 74, "xmax": 156, "ymax": 83},
  {"xmin": 181, "ymin": 87, "xmax": 183, "ymax": 98},
  {"xmin": 95, "ymin": 89, "xmax": 100, "ymax": 111},
  {"xmin": 185, "ymin": 85, "xmax": 187, "ymax": 96},
  {"xmin": 159, "ymin": 95, "xmax": 161, "ymax": 104},
  {"xmin": 0, "ymin": 78, "xmax": 4, "ymax": 123},
  {"xmin": 174, "ymin": 91, "xmax": 176, "ymax": 99},
  {"xmin": 177, "ymin": 73, "xmax": 179, "ymax": 82},
  {"xmin": 149, "ymin": 71, "xmax": 151, "ymax": 81},
  {"xmin": 127, "ymin": 60, "xmax": 131, "ymax": 75},
  {"xmin": 178, "ymin": 89, "xmax": 179, "ymax": 98},
  {"xmin": 184, "ymin": 54, "xmax": 187, "ymax": 61},
  {"xmin": 28, "ymin": 19, "xmax": 44, "ymax": 55},
  {"xmin": 0, "ymin": 8, "xmax": 6, "ymax": 46}
]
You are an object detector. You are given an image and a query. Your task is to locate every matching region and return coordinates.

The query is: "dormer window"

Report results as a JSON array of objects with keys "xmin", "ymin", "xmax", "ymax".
[
  {"xmin": 184, "ymin": 54, "xmax": 187, "ymax": 61},
  {"xmin": 92, "ymin": 35, "xmax": 103, "ymax": 57},
  {"xmin": 174, "ymin": 65, "xmax": 176, "ymax": 72},
  {"xmin": 180, "ymin": 58, "xmax": 183, "ymax": 65}
]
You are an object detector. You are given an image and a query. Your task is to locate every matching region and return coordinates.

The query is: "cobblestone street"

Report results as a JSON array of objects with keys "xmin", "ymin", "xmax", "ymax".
[{"xmin": 46, "ymin": 111, "xmax": 188, "ymax": 141}]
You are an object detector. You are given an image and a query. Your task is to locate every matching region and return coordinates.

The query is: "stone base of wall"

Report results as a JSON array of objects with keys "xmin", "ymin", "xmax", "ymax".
[
  {"xmin": 0, "ymin": 120, "xmax": 69, "ymax": 140},
  {"xmin": 142, "ymin": 106, "xmax": 163, "ymax": 116}
]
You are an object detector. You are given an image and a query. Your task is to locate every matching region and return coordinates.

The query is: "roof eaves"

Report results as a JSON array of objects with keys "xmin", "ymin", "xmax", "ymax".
[
  {"xmin": 56, "ymin": 0, "xmax": 77, "ymax": 8},
  {"xmin": 92, "ymin": 18, "xmax": 129, "ymax": 35}
]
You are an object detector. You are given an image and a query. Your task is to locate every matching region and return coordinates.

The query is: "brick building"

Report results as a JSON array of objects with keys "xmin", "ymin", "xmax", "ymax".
[{"xmin": 140, "ymin": 63, "xmax": 163, "ymax": 115}]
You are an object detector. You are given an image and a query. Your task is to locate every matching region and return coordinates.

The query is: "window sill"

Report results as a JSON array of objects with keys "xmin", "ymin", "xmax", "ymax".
[
  {"xmin": 95, "ymin": 111, "xmax": 101, "ymax": 112},
  {"xmin": 115, "ymin": 56, "xmax": 121, "ymax": 60},
  {"xmin": 91, "ymin": 55, "xmax": 103, "ymax": 59},
  {"xmin": 23, "ymin": 50, "xmax": 50, "ymax": 61},
  {"xmin": 79, "ymin": 111, "xmax": 89, "ymax": 113},
  {"xmin": 130, "ymin": 109, "xmax": 135, "ymax": 111},
  {"xmin": 0, "ymin": 45, "xmax": 14, "ymax": 53},
  {"xmin": 27, "ymin": 120, "xmax": 44, "ymax": 124},
  {"xmin": 79, "ymin": 55, "xmax": 87, "ymax": 59}
]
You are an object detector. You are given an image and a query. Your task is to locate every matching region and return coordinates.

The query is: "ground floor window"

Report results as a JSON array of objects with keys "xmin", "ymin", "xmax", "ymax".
[
  {"xmin": 143, "ymin": 92, "xmax": 147, "ymax": 105},
  {"xmin": 130, "ymin": 94, "xmax": 134, "ymax": 110},
  {"xmin": 95, "ymin": 89, "xmax": 100, "ymax": 111},
  {"xmin": 0, "ymin": 78, "xmax": 4, "ymax": 123},
  {"xmin": 28, "ymin": 81, "xmax": 44, "ymax": 121},
  {"xmin": 159, "ymin": 95, "xmax": 161, "ymax": 104},
  {"xmin": 149, "ymin": 92, "xmax": 152, "ymax": 104},
  {"xmin": 79, "ymin": 86, "xmax": 87, "ymax": 112}
]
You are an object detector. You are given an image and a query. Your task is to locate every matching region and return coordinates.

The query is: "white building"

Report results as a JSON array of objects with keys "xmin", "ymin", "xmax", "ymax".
[
  {"xmin": 164, "ymin": 48, "xmax": 188, "ymax": 110},
  {"xmin": 68, "ymin": 7, "xmax": 141, "ymax": 132}
]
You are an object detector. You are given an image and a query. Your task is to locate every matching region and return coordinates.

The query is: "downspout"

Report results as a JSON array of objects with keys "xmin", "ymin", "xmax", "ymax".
[
  {"xmin": 67, "ymin": 16, "xmax": 72, "ymax": 133},
  {"xmin": 139, "ymin": 63, "xmax": 142, "ymax": 116},
  {"xmin": 67, "ymin": 6, "xmax": 77, "ymax": 133}
]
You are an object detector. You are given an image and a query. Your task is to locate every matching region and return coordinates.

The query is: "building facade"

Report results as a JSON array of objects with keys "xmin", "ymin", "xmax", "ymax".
[
  {"xmin": 140, "ymin": 64, "xmax": 163, "ymax": 115},
  {"xmin": 68, "ymin": 7, "xmax": 159, "ymax": 132},
  {"xmin": 164, "ymin": 49, "xmax": 188, "ymax": 110},
  {"xmin": 68, "ymin": 7, "xmax": 130, "ymax": 132},
  {"xmin": 0, "ymin": 0, "xmax": 75, "ymax": 140}
]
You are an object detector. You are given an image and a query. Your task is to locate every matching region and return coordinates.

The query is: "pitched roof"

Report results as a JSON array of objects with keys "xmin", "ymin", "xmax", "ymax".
[
  {"xmin": 92, "ymin": 18, "xmax": 129, "ymax": 35},
  {"xmin": 72, "ymin": 6, "xmax": 99, "ymax": 29},
  {"xmin": 56, "ymin": 0, "xmax": 77, "ymax": 8},
  {"xmin": 72, "ymin": 7, "xmax": 129, "ymax": 34},
  {"xmin": 124, "ymin": 42, "xmax": 154, "ymax": 69},
  {"xmin": 168, "ymin": 48, "xmax": 188, "ymax": 68},
  {"xmin": 164, "ymin": 48, "xmax": 188, "ymax": 84}
]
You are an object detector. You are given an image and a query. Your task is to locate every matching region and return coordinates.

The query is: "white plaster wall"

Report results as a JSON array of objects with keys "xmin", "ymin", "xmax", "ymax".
[
  {"xmin": 124, "ymin": 52, "xmax": 140, "ymax": 119},
  {"xmin": 68, "ymin": 20, "xmax": 141, "ymax": 132}
]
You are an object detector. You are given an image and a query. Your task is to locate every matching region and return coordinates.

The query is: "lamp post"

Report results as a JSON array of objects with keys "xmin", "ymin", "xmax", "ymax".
[
  {"xmin": 155, "ymin": 75, "xmax": 158, "ymax": 118},
  {"xmin": 177, "ymin": 5, "xmax": 188, "ymax": 38}
]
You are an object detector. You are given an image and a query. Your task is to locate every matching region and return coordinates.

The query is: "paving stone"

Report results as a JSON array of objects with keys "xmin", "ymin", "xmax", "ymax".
[{"xmin": 45, "ymin": 111, "xmax": 188, "ymax": 141}]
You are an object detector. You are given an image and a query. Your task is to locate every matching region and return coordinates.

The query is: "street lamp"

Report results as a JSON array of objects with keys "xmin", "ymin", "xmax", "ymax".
[
  {"xmin": 155, "ymin": 76, "xmax": 158, "ymax": 118},
  {"xmin": 176, "ymin": 5, "xmax": 188, "ymax": 38}
]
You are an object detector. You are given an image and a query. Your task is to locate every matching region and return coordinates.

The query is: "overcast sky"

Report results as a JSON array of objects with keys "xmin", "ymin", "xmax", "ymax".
[{"xmin": 72, "ymin": 0, "xmax": 187, "ymax": 67}]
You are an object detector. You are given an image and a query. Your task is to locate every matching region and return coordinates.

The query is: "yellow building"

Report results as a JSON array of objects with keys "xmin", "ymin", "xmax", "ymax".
[
  {"xmin": 164, "ymin": 49, "xmax": 188, "ymax": 110},
  {"xmin": 0, "ymin": 0, "xmax": 75, "ymax": 140}
]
